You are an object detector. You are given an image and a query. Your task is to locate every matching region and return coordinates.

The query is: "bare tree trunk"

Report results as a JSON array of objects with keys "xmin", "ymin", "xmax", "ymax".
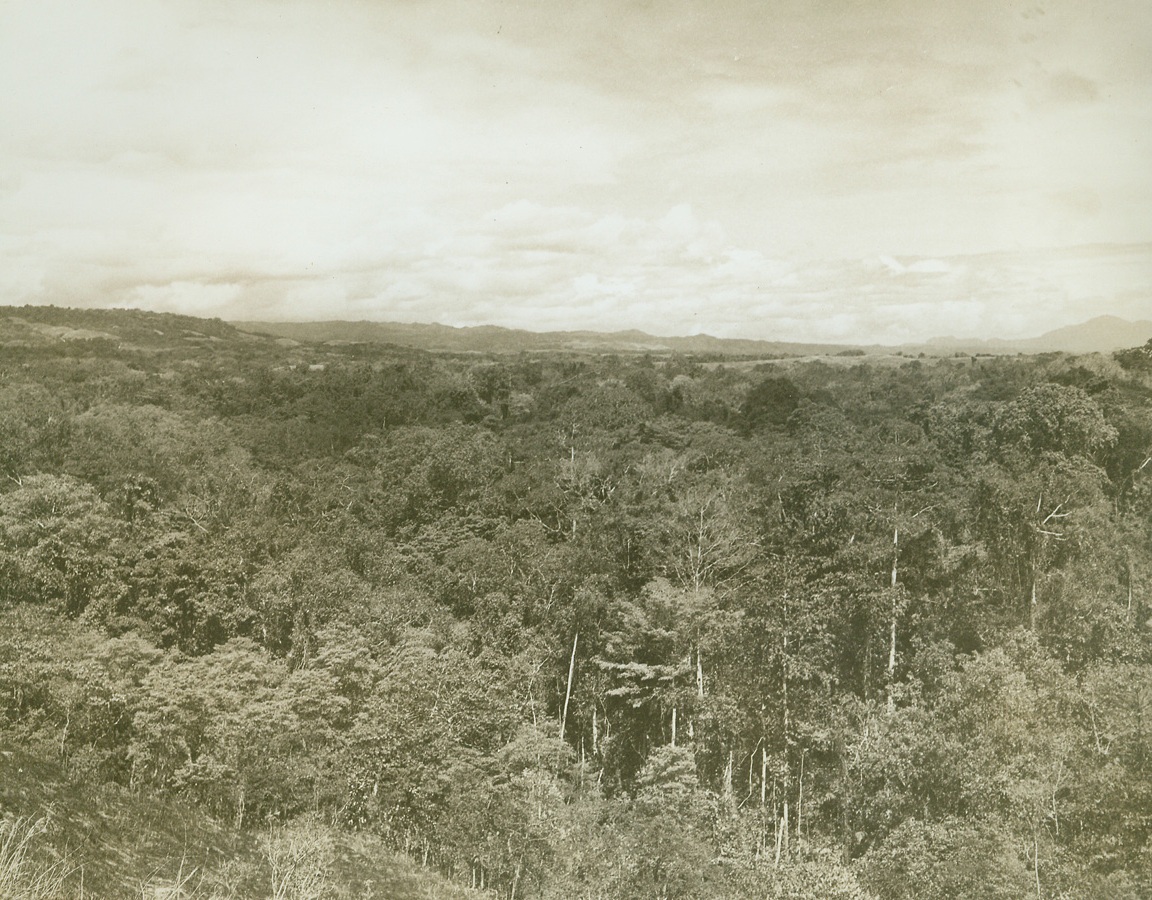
[
  {"xmin": 560, "ymin": 632, "xmax": 578, "ymax": 742},
  {"xmin": 1029, "ymin": 494, "xmax": 1042, "ymax": 629},
  {"xmin": 838, "ymin": 730, "xmax": 851, "ymax": 864},
  {"xmin": 887, "ymin": 528, "xmax": 898, "ymax": 712},
  {"xmin": 671, "ymin": 706, "xmax": 677, "ymax": 747},
  {"xmin": 760, "ymin": 745, "xmax": 768, "ymax": 807},
  {"xmin": 797, "ymin": 749, "xmax": 805, "ymax": 844},
  {"xmin": 782, "ymin": 594, "xmax": 791, "ymax": 746},
  {"xmin": 782, "ymin": 800, "xmax": 790, "ymax": 859},
  {"xmin": 891, "ymin": 528, "xmax": 899, "ymax": 592},
  {"xmin": 510, "ymin": 860, "xmax": 522, "ymax": 900},
  {"xmin": 1127, "ymin": 551, "xmax": 1134, "ymax": 615},
  {"xmin": 1033, "ymin": 831, "xmax": 1041, "ymax": 899}
]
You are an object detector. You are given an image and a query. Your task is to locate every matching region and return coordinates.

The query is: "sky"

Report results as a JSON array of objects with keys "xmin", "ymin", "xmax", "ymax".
[{"xmin": 1, "ymin": 0, "xmax": 1150, "ymax": 344}]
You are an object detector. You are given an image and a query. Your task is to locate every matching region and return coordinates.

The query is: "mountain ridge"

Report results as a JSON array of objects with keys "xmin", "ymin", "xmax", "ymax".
[
  {"xmin": 926, "ymin": 314, "xmax": 1152, "ymax": 354},
  {"xmin": 2, "ymin": 305, "xmax": 1147, "ymax": 357},
  {"xmin": 233, "ymin": 314, "xmax": 1152, "ymax": 357}
]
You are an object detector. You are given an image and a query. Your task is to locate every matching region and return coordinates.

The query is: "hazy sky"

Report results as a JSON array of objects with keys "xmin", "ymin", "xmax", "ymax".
[{"xmin": 2, "ymin": 0, "xmax": 1150, "ymax": 343}]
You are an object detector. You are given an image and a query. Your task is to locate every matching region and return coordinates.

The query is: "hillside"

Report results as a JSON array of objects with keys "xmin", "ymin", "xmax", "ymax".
[
  {"xmin": 1027, "ymin": 314, "xmax": 1152, "ymax": 353},
  {"xmin": 0, "ymin": 734, "xmax": 480, "ymax": 900},
  {"xmin": 1, "ymin": 306, "xmax": 248, "ymax": 348},
  {"xmin": 231, "ymin": 318, "xmax": 865, "ymax": 357},
  {"xmin": 924, "ymin": 314, "xmax": 1152, "ymax": 355}
]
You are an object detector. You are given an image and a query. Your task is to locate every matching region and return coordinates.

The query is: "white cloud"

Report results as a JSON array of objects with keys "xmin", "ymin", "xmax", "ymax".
[
  {"xmin": 130, "ymin": 280, "xmax": 244, "ymax": 316},
  {"xmin": 1, "ymin": 0, "xmax": 1150, "ymax": 342},
  {"xmin": 907, "ymin": 259, "xmax": 952, "ymax": 274}
]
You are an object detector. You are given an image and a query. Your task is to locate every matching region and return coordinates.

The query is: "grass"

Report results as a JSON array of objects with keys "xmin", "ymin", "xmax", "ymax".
[
  {"xmin": 0, "ymin": 815, "xmax": 68, "ymax": 900},
  {"xmin": 0, "ymin": 742, "xmax": 486, "ymax": 899}
]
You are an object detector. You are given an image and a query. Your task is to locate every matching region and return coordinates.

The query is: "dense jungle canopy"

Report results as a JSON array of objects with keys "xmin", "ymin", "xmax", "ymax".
[{"xmin": 1, "ymin": 306, "xmax": 1151, "ymax": 899}]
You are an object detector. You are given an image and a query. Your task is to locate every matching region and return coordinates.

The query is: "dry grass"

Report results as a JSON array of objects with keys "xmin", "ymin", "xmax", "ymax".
[
  {"xmin": 0, "ymin": 747, "xmax": 485, "ymax": 899},
  {"xmin": 0, "ymin": 815, "xmax": 67, "ymax": 900}
]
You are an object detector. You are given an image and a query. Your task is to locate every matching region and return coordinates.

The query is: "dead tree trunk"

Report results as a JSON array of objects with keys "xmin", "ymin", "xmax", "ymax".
[
  {"xmin": 560, "ymin": 633, "xmax": 578, "ymax": 742},
  {"xmin": 888, "ymin": 527, "xmax": 898, "ymax": 712}
]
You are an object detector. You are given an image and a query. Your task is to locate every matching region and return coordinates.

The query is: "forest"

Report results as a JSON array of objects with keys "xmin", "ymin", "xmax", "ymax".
[{"xmin": 1, "ymin": 305, "xmax": 1150, "ymax": 899}]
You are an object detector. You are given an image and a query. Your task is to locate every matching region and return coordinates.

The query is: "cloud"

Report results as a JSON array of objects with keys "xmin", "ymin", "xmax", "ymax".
[
  {"xmin": 129, "ymin": 280, "xmax": 245, "ymax": 316},
  {"xmin": 164, "ymin": 207, "xmax": 1152, "ymax": 342},
  {"xmin": 2, "ymin": 152, "xmax": 1150, "ymax": 343},
  {"xmin": 1, "ymin": 0, "xmax": 1150, "ymax": 343},
  {"xmin": 1045, "ymin": 71, "xmax": 1101, "ymax": 105}
]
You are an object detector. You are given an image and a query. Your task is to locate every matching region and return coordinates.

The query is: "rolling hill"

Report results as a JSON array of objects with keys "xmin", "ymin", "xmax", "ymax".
[{"xmin": 234, "ymin": 314, "xmax": 1152, "ymax": 357}]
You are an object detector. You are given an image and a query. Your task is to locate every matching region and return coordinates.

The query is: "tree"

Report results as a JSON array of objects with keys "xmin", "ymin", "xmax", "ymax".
[
  {"xmin": 992, "ymin": 383, "xmax": 1117, "ymax": 463},
  {"xmin": 129, "ymin": 638, "xmax": 343, "ymax": 825},
  {"xmin": 0, "ymin": 383, "xmax": 71, "ymax": 480},
  {"xmin": 932, "ymin": 635, "xmax": 1080, "ymax": 896},
  {"xmin": 1114, "ymin": 338, "xmax": 1152, "ymax": 372},
  {"xmin": 0, "ymin": 474, "xmax": 124, "ymax": 614},
  {"xmin": 742, "ymin": 377, "xmax": 801, "ymax": 429},
  {"xmin": 858, "ymin": 817, "xmax": 1033, "ymax": 900},
  {"xmin": 970, "ymin": 453, "xmax": 1112, "ymax": 632}
]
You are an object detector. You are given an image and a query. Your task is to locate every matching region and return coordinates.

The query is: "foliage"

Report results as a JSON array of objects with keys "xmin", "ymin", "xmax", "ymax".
[{"xmin": 1, "ymin": 306, "xmax": 1150, "ymax": 898}]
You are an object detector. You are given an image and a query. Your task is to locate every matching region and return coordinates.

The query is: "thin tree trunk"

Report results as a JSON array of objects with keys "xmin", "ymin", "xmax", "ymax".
[
  {"xmin": 760, "ymin": 745, "xmax": 768, "ymax": 807},
  {"xmin": 891, "ymin": 527, "xmax": 899, "ymax": 591},
  {"xmin": 1127, "ymin": 552, "xmax": 1134, "ymax": 615},
  {"xmin": 888, "ymin": 527, "xmax": 898, "ymax": 712},
  {"xmin": 671, "ymin": 706, "xmax": 677, "ymax": 747},
  {"xmin": 782, "ymin": 593, "xmax": 791, "ymax": 747},
  {"xmin": 797, "ymin": 749, "xmax": 805, "ymax": 844},
  {"xmin": 1033, "ymin": 831, "xmax": 1041, "ymax": 899},
  {"xmin": 782, "ymin": 800, "xmax": 790, "ymax": 858},
  {"xmin": 838, "ymin": 730, "xmax": 851, "ymax": 863},
  {"xmin": 695, "ymin": 642, "xmax": 705, "ymax": 698},
  {"xmin": 560, "ymin": 632, "xmax": 578, "ymax": 742}
]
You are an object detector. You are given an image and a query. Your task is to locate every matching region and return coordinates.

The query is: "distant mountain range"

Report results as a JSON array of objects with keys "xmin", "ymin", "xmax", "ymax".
[
  {"xmin": 235, "ymin": 314, "xmax": 1152, "ymax": 357},
  {"xmin": 232, "ymin": 319, "xmax": 863, "ymax": 357},
  {"xmin": 2, "ymin": 305, "xmax": 1148, "ymax": 358},
  {"xmin": 922, "ymin": 315, "xmax": 1152, "ymax": 355}
]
